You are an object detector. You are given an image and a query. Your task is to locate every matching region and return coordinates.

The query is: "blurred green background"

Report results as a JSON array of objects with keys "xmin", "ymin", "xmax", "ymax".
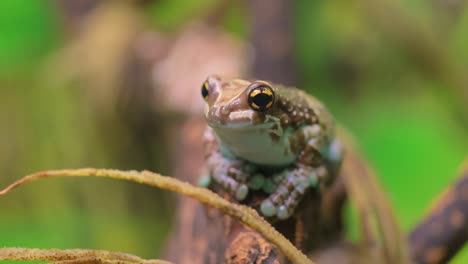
[{"xmin": 0, "ymin": 0, "xmax": 466, "ymax": 263}]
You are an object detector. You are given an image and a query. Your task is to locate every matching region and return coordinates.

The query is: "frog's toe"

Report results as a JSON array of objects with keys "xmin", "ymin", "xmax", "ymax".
[
  {"xmin": 197, "ymin": 174, "xmax": 212, "ymax": 187},
  {"xmin": 268, "ymin": 176, "xmax": 311, "ymax": 220},
  {"xmin": 276, "ymin": 205, "xmax": 290, "ymax": 220},
  {"xmin": 261, "ymin": 178, "xmax": 276, "ymax": 194},
  {"xmin": 235, "ymin": 184, "xmax": 249, "ymax": 200},
  {"xmin": 248, "ymin": 173, "xmax": 265, "ymax": 190},
  {"xmin": 308, "ymin": 173, "xmax": 319, "ymax": 187},
  {"xmin": 260, "ymin": 200, "xmax": 277, "ymax": 217}
]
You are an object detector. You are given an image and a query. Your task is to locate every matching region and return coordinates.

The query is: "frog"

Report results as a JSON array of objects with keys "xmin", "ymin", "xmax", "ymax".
[{"xmin": 200, "ymin": 74, "xmax": 343, "ymax": 220}]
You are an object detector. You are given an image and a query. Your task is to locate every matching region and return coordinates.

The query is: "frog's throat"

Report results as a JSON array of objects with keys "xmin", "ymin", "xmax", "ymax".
[{"xmin": 209, "ymin": 114, "xmax": 295, "ymax": 166}]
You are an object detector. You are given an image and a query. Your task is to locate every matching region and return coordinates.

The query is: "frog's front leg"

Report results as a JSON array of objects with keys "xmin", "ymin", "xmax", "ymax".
[
  {"xmin": 260, "ymin": 125, "xmax": 332, "ymax": 219},
  {"xmin": 203, "ymin": 128, "xmax": 253, "ymax": 200},
  {"xmin": 260, "ymin": 164, "xmax": 327, "ymax": 219},
  {"xmin": 206, "ymin": 152, "xmax": 254, "ymax": 200}
]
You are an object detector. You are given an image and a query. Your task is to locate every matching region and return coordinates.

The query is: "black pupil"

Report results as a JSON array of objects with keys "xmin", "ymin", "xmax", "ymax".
[
  {"xmin": 253, "ymin": 92, "xmax": 272, "ymax": 107},
  {"xmin": 201, "ymin": 83, "xmax": 209, "ymax": 98}
]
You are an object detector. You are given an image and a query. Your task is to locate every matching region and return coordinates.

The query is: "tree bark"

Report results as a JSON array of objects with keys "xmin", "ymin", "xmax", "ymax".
[{"xmin": 409, "ymin": 161, "xmax": 468, "ymax": 264}]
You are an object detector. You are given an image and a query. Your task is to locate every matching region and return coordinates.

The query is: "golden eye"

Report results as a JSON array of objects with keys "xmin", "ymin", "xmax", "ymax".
[
  {"xmin": 248, "ymin": 84, "xmax": 275, "ymax": 112},
  {"xmin": 201, "ymin": 81, "xmax": 209, "ymax": 101}
]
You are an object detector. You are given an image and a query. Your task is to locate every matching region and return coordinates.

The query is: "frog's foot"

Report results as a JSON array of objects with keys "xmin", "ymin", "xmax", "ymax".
[
  {"xmin": 212, "ymin": 172, "xmax": 249, "ymax": 201},
  {"xmin": 260, "ymin": 165, "xmax": 327, "ymax": 220},
  {"xmin": 210, "ymin": 163, "xmax": 256, "ymax": 201}
]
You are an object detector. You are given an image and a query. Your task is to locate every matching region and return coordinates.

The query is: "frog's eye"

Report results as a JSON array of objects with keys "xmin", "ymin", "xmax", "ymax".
[
  {"xmin": 248, "ymin": 84, "xmax": 275, "ymax": 112},
  {"xmin": 201, "ymin": 81, "xmax": 210, "ymax": 101}
]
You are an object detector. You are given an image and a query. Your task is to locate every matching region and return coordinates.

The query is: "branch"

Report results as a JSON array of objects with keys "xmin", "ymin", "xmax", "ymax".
[
  {"xmin": 0, "ymin": 247, "xmax": 171, "ymax": 264},
  {"xmin": 409, "ymin": 159, "xmax": 468, "ymax": 264},
  {"xmin": 0, "ymin": 169, "xmax": 313, "ymax": 264}
]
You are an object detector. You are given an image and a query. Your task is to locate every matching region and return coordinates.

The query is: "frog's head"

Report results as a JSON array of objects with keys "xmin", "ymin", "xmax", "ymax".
[
  {"xmin": 201, "ymin": 74, "xmax": 319, "ymax": 165},
  {"xmin": 202, "ymin": 74, "xmax": 278, "ymax": 128},
  {"xmin": 201, "ymin": 75, "xmax": 296, "ymax": 165}
]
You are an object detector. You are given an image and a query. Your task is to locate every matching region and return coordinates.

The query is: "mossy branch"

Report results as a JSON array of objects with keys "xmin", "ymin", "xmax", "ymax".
[
  {"xmin": 0, "ymin": 168, "xmax": 313, "ymax": 264},
  {"xmin": 0, "ymin": 247, "xmax": 172, "ymax": 264}
]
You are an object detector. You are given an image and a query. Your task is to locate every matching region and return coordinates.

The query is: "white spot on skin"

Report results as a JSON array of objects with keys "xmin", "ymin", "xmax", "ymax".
[
  {"xmin": 327, "ymin": 138, "xmax": 343, "ymax": 162},
  {"xmin": 302, "ymin": 124, "xmax": 322, "ymax": 138}
]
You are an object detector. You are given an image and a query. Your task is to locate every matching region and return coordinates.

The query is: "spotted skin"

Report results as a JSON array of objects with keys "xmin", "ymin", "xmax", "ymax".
[
  {"xmin": 201, "ymin": 75, "xmax": 342, "ymax": 220},
  {"xmin": 409, "ymin": 164, "xmax": 468, "ymax": 264}
]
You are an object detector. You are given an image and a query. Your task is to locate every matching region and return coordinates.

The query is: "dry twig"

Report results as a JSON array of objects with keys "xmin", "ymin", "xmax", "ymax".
[
  {"xmin": 0, "ymin": 169, "xmax": 313, "ymax": 264},
  {"xmin": 0, "ymin": 247, "xmax": 171, "ymax": 264}
]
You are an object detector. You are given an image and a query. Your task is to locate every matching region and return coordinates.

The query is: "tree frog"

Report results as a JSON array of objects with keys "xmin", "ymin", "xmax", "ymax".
[{"xmin": 200, "ymin": 75, "xmax": 343, "ymax": 220}]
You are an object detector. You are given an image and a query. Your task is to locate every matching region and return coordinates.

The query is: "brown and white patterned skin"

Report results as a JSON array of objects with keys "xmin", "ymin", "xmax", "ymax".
[{"xmin": 201, "ymin": 75, "xmax": 343, "ymax": 220}]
